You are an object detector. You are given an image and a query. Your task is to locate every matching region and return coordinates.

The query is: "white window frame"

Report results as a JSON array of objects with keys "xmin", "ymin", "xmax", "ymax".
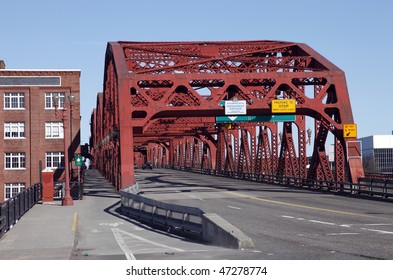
[
  {"xmin": 4, "ymin": 122, "xmax": 25, "ymax": 139},
  {"xmin": 46, "ymin": 152, "xmax": 65, "ymax": 169},
  {"xmin": 45, "ymin": 122, "xmax": 64, "ymax": 139},
  {"xmin": 4, "ymin": 152, "xmax": 26, "ymax": 170},
  {"xmin": 45, "ymin": 92, "xmax": 65, "ymax": 109},
  {"xmin": 4, "ymin": 183, "xmax": 25, "ymax": 200},
  {"xmin": 4, "ymin": 92, "xmax": 25, "ymax": 110}
]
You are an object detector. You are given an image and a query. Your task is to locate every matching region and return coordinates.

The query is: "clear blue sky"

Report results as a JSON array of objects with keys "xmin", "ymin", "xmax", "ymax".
[{"xmin": 1, "ymin": 0, "xmax": 392, "ymax": 144}]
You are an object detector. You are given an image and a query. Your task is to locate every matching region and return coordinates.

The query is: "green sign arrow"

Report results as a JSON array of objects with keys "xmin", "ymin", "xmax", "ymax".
[{"xmin": 74, "ymin": 155, "xmax": 83, "ymax": 167}]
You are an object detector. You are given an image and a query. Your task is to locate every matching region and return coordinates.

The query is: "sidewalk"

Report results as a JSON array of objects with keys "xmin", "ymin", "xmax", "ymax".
[
  {"xmin": 0, "ymin": 200, "xmax": 77, "ymax": 259},
  {"xmin": 0, "ymin": 169, "xmax": 119, "ymax": 260}
]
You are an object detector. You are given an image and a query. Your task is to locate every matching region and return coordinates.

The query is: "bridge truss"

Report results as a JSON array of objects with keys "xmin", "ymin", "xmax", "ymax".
[{"xmin": 90, "ymin": 40, "xmax": 364, "ymax": 190}]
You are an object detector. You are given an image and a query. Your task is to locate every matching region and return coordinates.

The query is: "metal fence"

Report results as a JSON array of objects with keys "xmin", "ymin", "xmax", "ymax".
[
  {"xmin": 0, "ymin": 183, "xmax": 42, "ymax": 239},
  {"xmin": 171, "ymin": 166, "xmax": 393, "ymax": 201},
  {"xmin": 54, "ymin": 181, "xmax": 84, "ymax": 200},
  {"xmin": 120, "ymin": 185, "xmax": 204, "ymax": 239}
]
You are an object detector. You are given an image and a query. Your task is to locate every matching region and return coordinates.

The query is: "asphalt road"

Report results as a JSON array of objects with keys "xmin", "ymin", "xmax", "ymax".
[{"xmin": 136, "ymin": 169, "xmax": 393, "ymax": 260}]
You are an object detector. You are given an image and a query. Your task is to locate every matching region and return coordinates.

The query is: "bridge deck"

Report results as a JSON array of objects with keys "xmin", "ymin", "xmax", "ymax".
[{"xmin": 2, "ymin": 168, "xmax": 393, "ymax": 260}]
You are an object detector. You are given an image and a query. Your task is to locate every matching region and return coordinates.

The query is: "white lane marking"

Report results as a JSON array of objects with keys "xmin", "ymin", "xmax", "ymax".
[
  {"xmin": 115, "ymin": 228, "xmax": 185, "ymax": 252},
  {"xmin": 340, "ymin": 223, "xmax": 393, "ymax": 227},
  {"xmin": 340, "ymin": 224, "xmax": 352, "ymax": 228},
  {"xmin": 364, "ymin": 223, "xmax": 393, "ymax": 226},
  {"xmin": 111, "ymin": 228, "xmax": 136, "ymax": 260},
  {"xmin": 326, "ymin": 233, "xmax": 359, "ymax": 236},
  {"xmin": 361, "ymin": 228, "xmax": 393, "ymax": 234},
  {"xmin": 228, "ymin": 206, "xmax": 242, "ymax": 210},
  {"xmin": 309, "ymin": 220, "xmax": 336, "ymax": 226},
  {"xmin": 99, "ymin": 222, "xmax": 123, "ymax": 227},
  {"xmin": 282, "ymin": 215, "xmax": 341, "ymax": 227},
  {"xmin": 188, "ymin": 194, "xmax": 205, "ymax": 201},
  {"xmin": 281, "ymin": 215, "xmax": 295, "ymax": 219}
]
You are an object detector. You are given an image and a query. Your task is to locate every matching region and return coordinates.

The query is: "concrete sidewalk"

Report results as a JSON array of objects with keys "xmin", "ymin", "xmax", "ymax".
[
  {"xmin": 0, "ymin": 169, "xmax": 248, "ymax": 260},
  {"xmin": 0, "ymin": 201, "xmax": 77, "ymax": 260},
  {"xmin": 0, "ymin": 169, "xmax": 119, "ymax": 260}
]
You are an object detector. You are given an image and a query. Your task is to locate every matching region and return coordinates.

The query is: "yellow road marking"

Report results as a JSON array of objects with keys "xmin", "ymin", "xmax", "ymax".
[
  {"xmin": 227, "ymin": 192, "xmax": 376, "ymax": 218},
  {"xmin": 72, "ymin": 212, "xmax": 78, "ymax": 232}
]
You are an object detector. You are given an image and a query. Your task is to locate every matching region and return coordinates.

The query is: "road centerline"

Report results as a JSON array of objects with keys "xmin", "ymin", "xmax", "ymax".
[{"xmin": 227, "ymin": 191, "xmax": 381, "ymax": 218}]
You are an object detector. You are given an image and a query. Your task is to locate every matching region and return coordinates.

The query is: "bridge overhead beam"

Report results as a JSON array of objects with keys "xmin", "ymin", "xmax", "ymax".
[{"xmin": 90, "ymin": 40, "xmax": 364, "ymax": 189}]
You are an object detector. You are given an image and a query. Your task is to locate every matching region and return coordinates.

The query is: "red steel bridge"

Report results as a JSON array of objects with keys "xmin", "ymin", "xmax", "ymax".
[{"xmin": 89, "ymin": 40, "xmax": 364, "ymax": 190}]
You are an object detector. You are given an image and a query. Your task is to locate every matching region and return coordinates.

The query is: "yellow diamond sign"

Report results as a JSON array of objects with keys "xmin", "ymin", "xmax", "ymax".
[{"xmin": 343, "ymin": 124, "xmax": 357, "ymax": 138}]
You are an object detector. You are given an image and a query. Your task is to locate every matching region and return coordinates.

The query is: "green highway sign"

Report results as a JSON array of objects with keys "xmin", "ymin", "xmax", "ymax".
[
  {"xmin": 216, "ymin": 115, "xmax": 296, "ymax": 123},
  {"xmin": 74, "ymin": 155, "xmax": 83, "ymax": 167}
]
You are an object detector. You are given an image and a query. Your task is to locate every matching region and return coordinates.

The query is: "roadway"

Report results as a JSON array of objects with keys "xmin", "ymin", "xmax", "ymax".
[
  {"xmin": 136, "ymin": 168, "xmax": 393, "ymax": 260},
  {"xmin": 2, "ymin": 168, "xmax": 393, "ymax": 260}
]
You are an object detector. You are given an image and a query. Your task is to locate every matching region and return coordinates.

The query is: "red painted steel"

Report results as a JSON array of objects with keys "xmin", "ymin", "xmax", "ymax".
[{"xmin": 90, "ymin": 40, "xmax": 364, "ymax": 189}]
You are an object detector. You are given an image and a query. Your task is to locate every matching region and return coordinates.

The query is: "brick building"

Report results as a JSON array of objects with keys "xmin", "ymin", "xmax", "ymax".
[{"xmin": 0, "ymin": 67, "xmax": 81, "ymax": 202}]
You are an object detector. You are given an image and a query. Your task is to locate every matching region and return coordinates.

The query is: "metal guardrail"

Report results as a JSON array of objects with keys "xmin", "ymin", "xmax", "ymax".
[
  {"xmin": 120, "ymin": 184, "xmax": 204, "ymax": 238},
  {"xmin": 171, "ymin": 166, "xmax": 393, "ymax": 201},
  {"xmin": 365, "ymin": 172, "xmax": 393, "ymax": 180},
  {"xmin": 0, "ymin": 183, "xmax": 42, "ymax": 239}
]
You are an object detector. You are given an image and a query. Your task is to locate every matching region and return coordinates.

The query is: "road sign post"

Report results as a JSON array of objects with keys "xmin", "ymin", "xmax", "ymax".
[{"xmin": 74, "ymin": 155, "xmax": 83, "ymax": 194}]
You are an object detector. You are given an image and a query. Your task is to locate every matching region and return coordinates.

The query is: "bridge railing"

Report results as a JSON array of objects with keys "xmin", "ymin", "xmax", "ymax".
[
  {"xmin": 172, "ymin": 166, "xmax": 393, "ymax": 201},
  {"xmin": 120, "ymin": 184, "xmax": 204, "ymax": 238},
  {"xmin": 0, "ymin": 183, "xmax": 42, "ymax": 239}
]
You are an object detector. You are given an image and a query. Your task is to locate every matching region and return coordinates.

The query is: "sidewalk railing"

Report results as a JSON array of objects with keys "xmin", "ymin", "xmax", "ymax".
[
  {"xmin": 0, "ymin": 183, "xmax": 42, "ymax": 239},
  {"xmin": 54, "ymin": 181, "xmax": 84, "ymax": 200}
]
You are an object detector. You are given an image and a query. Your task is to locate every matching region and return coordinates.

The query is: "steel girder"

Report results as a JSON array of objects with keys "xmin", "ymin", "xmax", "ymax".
[{"xmin": 90, "ymin": 40, "xmax": 364, "ymax": 189}]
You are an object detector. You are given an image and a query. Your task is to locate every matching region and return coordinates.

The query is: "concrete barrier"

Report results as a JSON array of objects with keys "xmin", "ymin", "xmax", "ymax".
[
  {"xmin": 120, "ymin": 183, "xmax": 255, "ymax": 250},
  {"xmin": 202, "ymin": 213, "xmax": 255, "ymax": 249}
]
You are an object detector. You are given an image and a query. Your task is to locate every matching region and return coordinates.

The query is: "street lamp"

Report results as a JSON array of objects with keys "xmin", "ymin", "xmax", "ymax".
[
  {"xmin": 54, "ymin": 93, "xmax": 75, "ymax": 206},
  {"xmin": 307, "ymin": 128, "xmax": 312, "ymax": 145}
]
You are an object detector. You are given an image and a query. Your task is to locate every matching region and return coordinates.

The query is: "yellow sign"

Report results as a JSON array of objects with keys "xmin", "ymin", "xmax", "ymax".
[
  {"xmin": 271, "ymin": 99, "xmax": 296, "ymax": 113},
  {"xmin": 344, "ymin": 124, "xmax": 357, "ymax": 138},
  {"xmin": 224, "ymin": 123, "xmax": 233, "ymax": 130}
]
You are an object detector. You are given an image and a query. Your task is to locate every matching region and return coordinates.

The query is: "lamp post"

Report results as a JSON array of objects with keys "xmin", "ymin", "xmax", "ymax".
[
  {"xmin": 307, "ymin": 128, "xmax": 312, "ymax": 145},
  {"xmin": 54, "ymin": 93, "xmax": 74, "ymax": 206}
]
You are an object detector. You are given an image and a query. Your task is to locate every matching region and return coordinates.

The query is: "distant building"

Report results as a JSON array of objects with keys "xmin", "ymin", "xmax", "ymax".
[
  {"xmin": 359, "ymin": 135, "xmax": 393, "ymax": 174},
  {"xmin": 0, "ymin": 66, "xmax": 81, "ymax": 202}
]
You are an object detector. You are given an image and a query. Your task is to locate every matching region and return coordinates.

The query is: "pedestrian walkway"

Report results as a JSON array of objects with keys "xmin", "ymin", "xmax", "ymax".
[
  {"xmin": 0, "ymin": 169, "xmax": 246, "ymax": 260},
  {"xmin": 0, "ymin": 169, "xmax": 121, "ymax": 260}
]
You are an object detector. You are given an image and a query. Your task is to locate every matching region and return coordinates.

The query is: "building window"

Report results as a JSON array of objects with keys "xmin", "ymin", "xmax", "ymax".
[
  {"xmin": 4, "ymin": 152, "xmax": 26, "ymax": 169},
  {"xmin": 45, "ymin": 92, "xmax": 65, "ymax": 109},
  {"xmin": 4, "ymin": 92, "xmax": 25, "ymax": 109},
  {"xmin": 374, "ymin": 148, "xmax": 393, "ymax": 173},
  {"xmin": 4, "ymin": 183, "xmax": 25, "ymax": 200},
  {"xmin": 46, "ymin": 152, "xmax": 64, "ymax": 169},
  {"xmin": 45, "ymin": 122, "xmax": 64, "ymax": 138},
  {"xmin": 4, "ymin": 122, "xmax": 25, "ymax": 139}
]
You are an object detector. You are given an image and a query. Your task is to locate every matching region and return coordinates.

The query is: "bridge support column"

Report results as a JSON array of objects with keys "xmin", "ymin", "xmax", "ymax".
[{"xmin": 118, "ymin": 81, "xmax": 134, "ymax": 189}]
